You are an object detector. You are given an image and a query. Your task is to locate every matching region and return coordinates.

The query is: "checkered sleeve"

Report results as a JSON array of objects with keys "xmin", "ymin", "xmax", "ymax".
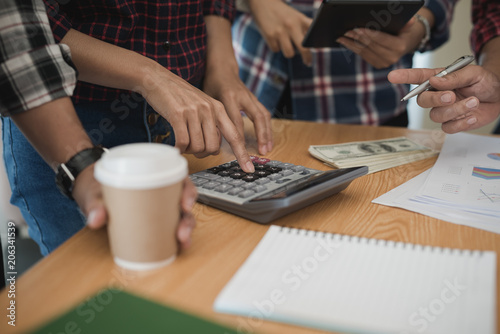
[
  {"xmin": 203, "ymin": 0, "xmax": 236, "ymax": 21},
  {"xmin": 471, "ymin": 0, "xmax": 500, "ymax": 57},
  {"xmin": 421, "ymin": 0, "xmax": 459, "ymax": 51},
  {"xmin": 42, "ymin": 0, "xmax": 73, "ymax": 42},
  {"xmin": 0, "ymin": 0, "xmax": 76, "ymax": 116}
]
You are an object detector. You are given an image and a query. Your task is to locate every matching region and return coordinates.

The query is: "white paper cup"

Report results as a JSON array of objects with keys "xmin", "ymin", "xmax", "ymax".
[{"xmin": 94, "ymin": 143, "xmax": 187, "ymax": 271}]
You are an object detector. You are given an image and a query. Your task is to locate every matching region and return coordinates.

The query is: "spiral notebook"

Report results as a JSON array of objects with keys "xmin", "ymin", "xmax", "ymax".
[{"xmin": 214, "ymin": 226, "xmax": 496, "ymax": 334}]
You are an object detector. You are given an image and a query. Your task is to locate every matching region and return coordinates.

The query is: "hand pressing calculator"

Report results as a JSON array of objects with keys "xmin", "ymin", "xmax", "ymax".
[{"xmin": 190, "ymin": 156, "xmax": 368, "ymax": 223}]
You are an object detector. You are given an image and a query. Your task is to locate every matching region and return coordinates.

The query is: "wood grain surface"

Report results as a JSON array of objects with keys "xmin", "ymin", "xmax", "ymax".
[{"xmin": 1, "ymin": 119, "xmax": 498, "ymax": 334}]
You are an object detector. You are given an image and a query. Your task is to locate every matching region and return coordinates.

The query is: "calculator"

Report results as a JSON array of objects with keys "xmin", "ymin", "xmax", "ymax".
[{"xmin": 190, "ymin": 157, "xmax": 368, "ymax": 223}]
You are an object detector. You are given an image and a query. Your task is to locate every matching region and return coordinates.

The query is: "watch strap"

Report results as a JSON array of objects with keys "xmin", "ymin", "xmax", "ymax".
[{"xmin": 56, "ymin": 147, "xmax": 107, "ymax": 199}]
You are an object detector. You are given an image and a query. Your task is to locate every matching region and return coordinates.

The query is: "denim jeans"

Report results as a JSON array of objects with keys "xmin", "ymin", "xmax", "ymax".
[{"xmin": 2, "ymin": 94, "xmax": 175, "ymax": 255}]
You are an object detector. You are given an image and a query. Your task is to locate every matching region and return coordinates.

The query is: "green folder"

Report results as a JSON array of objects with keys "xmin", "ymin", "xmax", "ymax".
[{"xmin": 32, "ymin": 288, "xmax": 240, "ymax": 334}]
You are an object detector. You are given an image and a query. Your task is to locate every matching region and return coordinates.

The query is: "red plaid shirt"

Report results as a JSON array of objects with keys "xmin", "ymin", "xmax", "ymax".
[
  {"xmin": 471, "ymin": 0, "xmax": 500, "ymax": 57},
  {"xmin": 43, "ymin": 0, "xmax": 235, "ymax": 104}
]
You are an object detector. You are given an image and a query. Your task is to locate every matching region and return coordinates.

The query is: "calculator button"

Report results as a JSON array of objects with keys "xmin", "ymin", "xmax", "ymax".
[
  {"xmin": 301, "ymin": 170, "xmax": 311, "ymax": 175},
  {"xmin": 254, "ymin": 185, "xmax": 267, "ymax": 193},
  {"xmin": 197, "ymin": 172, "xmax": 220, "ymax": 180},
  {"xmin": 192, "ymin": 178, "xmax": 209, "ymax": 186},
  {"xmin": 217, "ymin": 170, "xmax": 232, "ymax": 177},
  {"xmin": 242, "ymin": 183, "xmax": 257, "ymax": 189},
  {"xmin": 279, "ymin": 163, "xmax": 294, "ymax": 169},
  {"xmin": 219, "ymin": 163, "xmax": 232, "ymax": 168},
  {"xmin": 254, "ymin": 170, "xmax": 271, "ymax": 177},
  {"xmin": 254, "ymin": 164, "xmax": 267, "ymax": 171},
  {"xmin": 228, "ymin": 187, "xmax": 245, "ymax": 196},
  {"xmin": 238, "ymin": 190, "xmax": 256, "ymax": 198},
  {"xmin": 291, "ymin": 166, "xmax": 305, "ymax": 172},
  {"xmin": 255, "ymin": 158, "xmax": 270, "ymax": 165},
  {"xmin": 276, "ymin": 178, "xmax": 292, "ymax": 184},
  {"xmin": 242, "ymin": 174, "xmax": 260, "ymax": 182},
  {"xmin": 255, "ymin": 178, "xmax": 270, "ymax": 185},
  {"xmin": 265, "ymin": 166, "xmax": 282, "ymax": 174},
  {"xmin": 230, "ymin": 166, "xmax": 244, "ymax": 173},
  {"xmin": 268, "ymin": 174, "xmax": 282, "ymax": 181},
  {"xmin": 202, "ymin": 181, "xmax": 221, "ymax": 189},
  {"xmin": 250, "ymin": 156, "xmax": 260, "ymax": 161},
  {"xmin": 206, "ymin": 167, "xmax": 224, "ymax": 174},
  {"xmin": 228, "ymin": 179, "xmax": 245, "ymax": 186},
  {"xmin": 215, "ymin": 184, "xmax": 233, "ymax": 193},
  {"xmin": 281, "ymin": 170, "xmax": 294, "ymax": 177},
  {"xmin": 230, "ymin": 172, "xmax": 247, "ymax": 179},
  {"xmin": 218, "ymin": 177, "xmax": 232, "ymax": 183},
  {"xmin": 267, "ymin": 160, "xmax": 281, "ymax": 166}
]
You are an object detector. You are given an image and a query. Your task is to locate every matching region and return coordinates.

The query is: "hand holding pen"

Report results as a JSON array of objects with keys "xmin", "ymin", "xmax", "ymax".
[
  {"xmin": 400, "ymin": 55, "xmax": 475, "ymax": 101},
  {"xmin": 388, "ymin": 55, "xmax": 500, "ymax": 134}
]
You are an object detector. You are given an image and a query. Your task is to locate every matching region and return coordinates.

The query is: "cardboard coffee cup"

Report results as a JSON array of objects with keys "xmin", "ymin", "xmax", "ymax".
[{"xmin": 94, "ymin": 143, "xmax": 187, "ymax": 271}]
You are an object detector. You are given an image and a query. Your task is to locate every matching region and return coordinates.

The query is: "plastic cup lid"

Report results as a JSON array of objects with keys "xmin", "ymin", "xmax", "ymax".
[{"xmin": 94, "ymin": 143, "xmax": 187, "ymax": 189}]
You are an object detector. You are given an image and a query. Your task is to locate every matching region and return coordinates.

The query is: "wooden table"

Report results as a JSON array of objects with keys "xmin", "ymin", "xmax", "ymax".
[{"xmin": 1, "ymin": 119, "xmax": 498, "ymax": 334}]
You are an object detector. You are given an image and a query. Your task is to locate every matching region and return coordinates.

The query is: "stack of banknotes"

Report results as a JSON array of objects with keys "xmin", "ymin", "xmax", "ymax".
[{"xmin": 309, "ymin": 137, "xmax": 439, "ymax": 174}]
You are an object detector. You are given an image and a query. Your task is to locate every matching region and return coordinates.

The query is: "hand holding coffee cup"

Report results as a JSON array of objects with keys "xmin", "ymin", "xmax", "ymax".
[{"xmin": 95, "ymin": 143, "xmax": 195, "ymax": 270}]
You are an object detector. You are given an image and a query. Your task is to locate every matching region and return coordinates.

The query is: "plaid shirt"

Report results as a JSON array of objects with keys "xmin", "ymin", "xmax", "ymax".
[
  {"xmin": 471, "ymin": 0, "xmax": 500, "ymax": 57},
  {"xmin": 0, "ymin": 0, "xmax": 77, "ymax": 116},
  {"xmin": 232, "ymin": 0, "xmax": 456, "ymax": 125},
  {"xmin": 43, "ymin": 0, "xmax": 236, "ymax": 104}
]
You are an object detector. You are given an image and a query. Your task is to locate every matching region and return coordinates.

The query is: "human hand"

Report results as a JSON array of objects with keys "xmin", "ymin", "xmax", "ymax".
[
  {"xmin": 336, "ymin": 17, "xmax": 421, "ymax": 69},
  {"xmin": 144, "ymin": 70, "xmax": 255, "ymax": 173},
  {"xmin": 388, "ymin": 65, "xmax": 500, "ymax": 133},
  {"xmin": 203, "ymin": 67, "xmax": 273, "ymax": 156},
  {"xmin": 73, "ymin": 164, "xmax": 107, "ymax": 229},
  {"xmin": 176, "ymin": 177, "xmax": 197, "ymax": 250},
  {"xmin": 248, "ymin": 0, "xmax": 313, "ymax": 66}
]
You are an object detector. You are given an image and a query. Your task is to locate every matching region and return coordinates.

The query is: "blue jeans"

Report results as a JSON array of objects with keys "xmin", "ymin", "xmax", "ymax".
[{"xmin": 2, "ymin": 94, "xmax": 175, "ymax": 255}]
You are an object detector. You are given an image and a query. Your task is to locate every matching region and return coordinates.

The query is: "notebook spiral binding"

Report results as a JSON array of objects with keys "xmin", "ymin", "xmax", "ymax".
[{"xmin": 278, "ymin": 225, "xmax": 485, "ymax": 256}]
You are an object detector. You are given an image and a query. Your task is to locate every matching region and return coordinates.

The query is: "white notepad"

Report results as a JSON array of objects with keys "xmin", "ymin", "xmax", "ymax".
[{"xmin": 214, "ymin": 226, "xmax": 496, "ymax": 334}]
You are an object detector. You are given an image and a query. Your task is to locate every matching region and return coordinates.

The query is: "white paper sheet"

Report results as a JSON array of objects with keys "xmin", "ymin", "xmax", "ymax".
[{"xmin": 373, "ymin": 133, "xmax": 500, "ymax": 233}]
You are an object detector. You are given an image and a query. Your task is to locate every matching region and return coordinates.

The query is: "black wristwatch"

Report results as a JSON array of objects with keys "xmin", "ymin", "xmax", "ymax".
[{"xmin": 55, "ymin": 147, "xmax": 107, "ymax": 199}]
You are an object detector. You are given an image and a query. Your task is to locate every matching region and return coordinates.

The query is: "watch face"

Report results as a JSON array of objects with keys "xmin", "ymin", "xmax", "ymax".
[{"xmin": 55, "ymin": 166, "xmax": 74, "ymax": 199}]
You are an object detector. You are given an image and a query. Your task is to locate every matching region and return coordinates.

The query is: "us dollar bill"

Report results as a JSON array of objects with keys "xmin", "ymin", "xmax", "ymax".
[{"xmin": 309, "ymin": 137, "xmax": 433, "ymax": 163}]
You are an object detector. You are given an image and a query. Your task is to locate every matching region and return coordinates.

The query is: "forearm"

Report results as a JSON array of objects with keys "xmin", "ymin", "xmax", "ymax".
[
  {"xmin": 10, "ymin": 97, "xmax": 93, "ymax": 170},
  {"xmin": 60, "ymin": 29, "xmax": 170, "ymax": 95},
  {"xmin": 204, "ymin": 15, "xmax": 239, "ymax": 77},
  {"xmin": 479, "ymin": 36, "xmax": 500, "ymax": 80}
]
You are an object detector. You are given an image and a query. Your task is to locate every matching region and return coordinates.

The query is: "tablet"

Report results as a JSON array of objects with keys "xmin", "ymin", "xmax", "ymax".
[{"xmin": 302, "ymin": 0, "xmax": 424, "ymax": 48}]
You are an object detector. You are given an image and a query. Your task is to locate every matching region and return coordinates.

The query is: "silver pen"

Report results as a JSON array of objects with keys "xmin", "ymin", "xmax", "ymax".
[{"xmin": 400, "ymin": 55, "xmax": 475, "ymax": 102}]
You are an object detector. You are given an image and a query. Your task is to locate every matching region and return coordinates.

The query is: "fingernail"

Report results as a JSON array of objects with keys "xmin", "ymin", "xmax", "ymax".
[
  {"xmin": 467, "ymin": 117, "xmax": 477, "ymax": 125},
  {"xmin": 260, "ymin": 145, "xmax": 267, "ymax": 156},
  {"xmin": 186, "ymin": 197, "xmax": 195, "ymax": 211},
  {"xmin": 179, "ymin": 225, "xmax": 192, "ymax": 242},
  {"xmin": 441, "ymin": 93, "xmax": 452, "ymax": 103},
  {"xmin": 245, "ymin": 161, "xmax": 255, "ymax": 173},
  {"xmin": 267, "ymin": 142, "xmax": 273, "ymax": 152},
  {"xmin": 466, "ymin": 98, "xmax": 478, "ymax": 108},
  {"xmin": 86, "ymin": 209, "xmax": 97, "ymax": 226},
  {"xmin": 434, "ymin": 76, "xmax": 447, "ymax": 82},
  {"xmin": 344, "ymin": 31, "xmax": 354, "ymax": 38}
]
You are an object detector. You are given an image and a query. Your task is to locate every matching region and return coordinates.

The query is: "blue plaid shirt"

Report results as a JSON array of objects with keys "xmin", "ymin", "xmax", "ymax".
[{"xmin": 232, "ymin": 0, "xmax": 456, "ymax": 125}]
